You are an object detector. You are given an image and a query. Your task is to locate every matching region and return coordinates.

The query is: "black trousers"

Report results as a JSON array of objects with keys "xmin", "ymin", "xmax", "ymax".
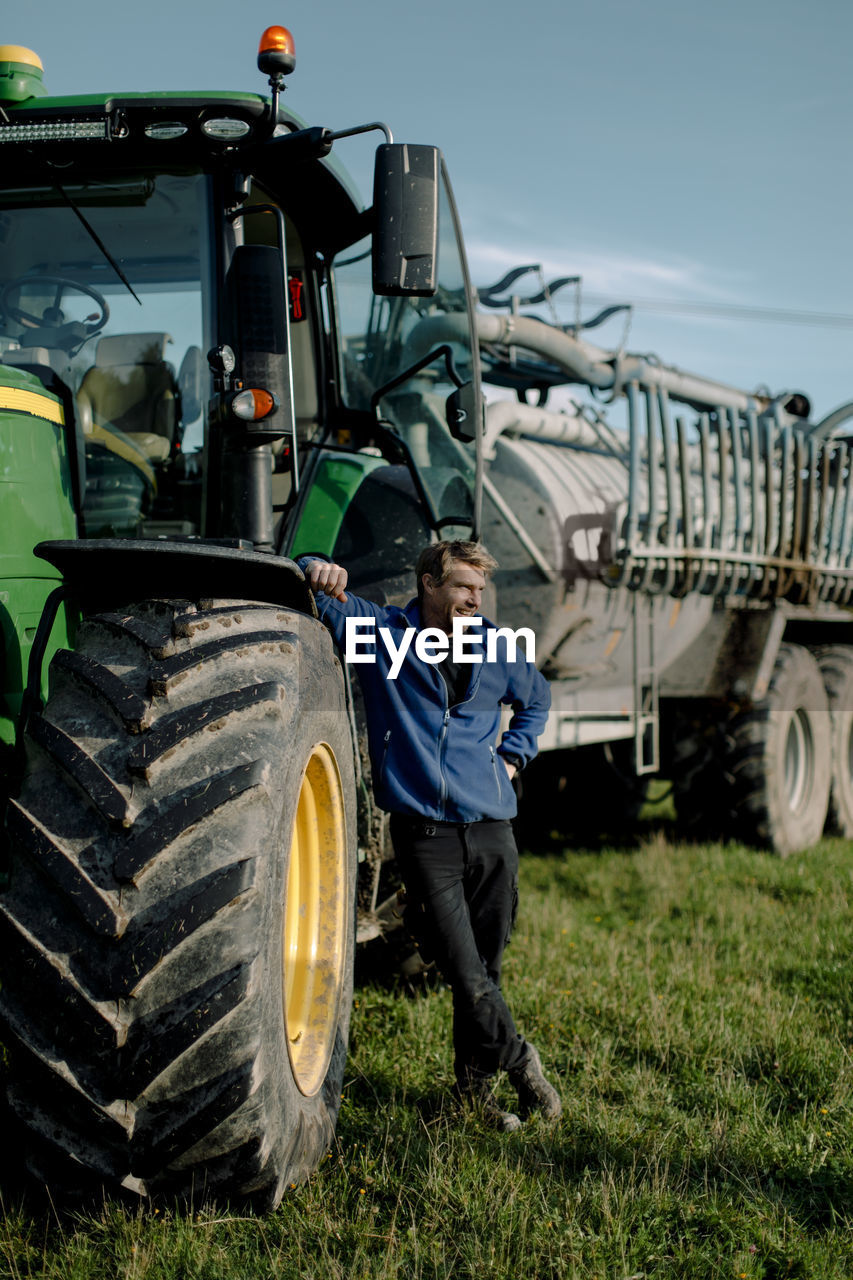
[{"xmin": 390, "ymin": 814, "xmax": 529, "ymax": 1082}]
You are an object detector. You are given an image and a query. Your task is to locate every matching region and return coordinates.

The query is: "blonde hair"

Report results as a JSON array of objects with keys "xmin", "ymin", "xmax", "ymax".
[{"xmin": 415, "ymin": 541, "xmax": 498, "ymax": 602}]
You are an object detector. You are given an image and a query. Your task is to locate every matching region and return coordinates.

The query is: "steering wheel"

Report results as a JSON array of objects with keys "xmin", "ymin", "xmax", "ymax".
[{"xmin": 1, "ymin": 274, "xmax": 110, "ymax": 334}]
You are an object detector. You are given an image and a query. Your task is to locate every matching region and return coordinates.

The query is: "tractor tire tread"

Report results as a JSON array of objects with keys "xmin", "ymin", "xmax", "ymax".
[{"xmin": 1, "ymin": 598, "xmax": 355, "ymax": 1204}]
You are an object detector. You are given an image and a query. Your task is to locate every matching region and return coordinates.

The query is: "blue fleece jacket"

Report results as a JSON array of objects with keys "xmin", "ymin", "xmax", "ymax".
[{"xmin": 300, "ymin": 563, "xmax": 551, "ymax": 821}]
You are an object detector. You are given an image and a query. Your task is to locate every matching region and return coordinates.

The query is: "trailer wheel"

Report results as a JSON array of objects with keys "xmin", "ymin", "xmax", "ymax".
[
  {"xmin": 670, "ymin": 707, "xmax": 735, "ymax": 842},
  {"xmin": 725, "ymin": 643, "xmax": 830, "ymax": 855},
  {"xmin": 815, "ymin": 645, "xmax": 853, "ymax": 837},
  {"xmin": 516, "ymin": 742, "xmax": 648, "ymax": 847},
  {"xmin": 0, "ymin": 599, "xmax": 355, "ymax": 1206}
]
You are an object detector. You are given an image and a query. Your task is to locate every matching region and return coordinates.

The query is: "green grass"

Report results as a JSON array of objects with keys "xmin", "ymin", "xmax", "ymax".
[{"xmin": 3, "ymin": 830, "xmax": 853, "ymax": 1279}]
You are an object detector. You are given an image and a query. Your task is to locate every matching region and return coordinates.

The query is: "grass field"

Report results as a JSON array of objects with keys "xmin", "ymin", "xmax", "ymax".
[{"xmin": 2, "ymin": 825, "xmax": 852, "ymax": 1279}]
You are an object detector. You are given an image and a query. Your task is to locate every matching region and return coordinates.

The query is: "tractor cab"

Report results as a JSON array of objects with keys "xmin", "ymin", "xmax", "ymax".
[
  {"xmin": 0, "ymin": 40, "xmax": 484, "ymax": 587},
  {"xmin": 0, "ymin": 34, "xmax": 484, "ymax": 763}
]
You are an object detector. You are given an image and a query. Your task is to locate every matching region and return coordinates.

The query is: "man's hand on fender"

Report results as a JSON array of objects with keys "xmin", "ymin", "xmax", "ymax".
[{"xmin": 305, "ymin": 560, "xmax": 348, "ymax": 602}]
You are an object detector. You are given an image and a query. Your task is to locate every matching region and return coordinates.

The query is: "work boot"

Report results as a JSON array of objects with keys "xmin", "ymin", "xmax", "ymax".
[
  {"xmin": 454, "ymin": 1073, "xmax": 522, "ymax": 1134},
  {"xmin": 507, "ymin": 1044, "xmax": 562, "ymax": 1120}
]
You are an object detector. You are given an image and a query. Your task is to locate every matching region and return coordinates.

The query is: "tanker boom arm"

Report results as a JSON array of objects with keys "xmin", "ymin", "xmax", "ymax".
[
  {"xmin": 411, "ymin": 309, "xmax": 807, "ymax": 418},
  {"xmin": 476, "ymin": 310, "xmax": 804, "ymax": 417}
]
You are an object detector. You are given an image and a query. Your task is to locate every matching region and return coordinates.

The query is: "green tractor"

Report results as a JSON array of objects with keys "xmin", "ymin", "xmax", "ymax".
[{"xmin": 0, "ymin": 33, "xmax": 483, "ymax": 1205}]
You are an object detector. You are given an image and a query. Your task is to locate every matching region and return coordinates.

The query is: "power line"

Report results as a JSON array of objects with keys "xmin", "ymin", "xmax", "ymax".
[{"xmin": 579, "ymin": 294, "xmax": 853, "ymax": 330}]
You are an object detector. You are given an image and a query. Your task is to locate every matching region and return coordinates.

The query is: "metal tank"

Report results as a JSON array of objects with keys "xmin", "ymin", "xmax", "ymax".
[{"xmin": 452, "ymin": 288, "xmax": 853, "ymax": 854}]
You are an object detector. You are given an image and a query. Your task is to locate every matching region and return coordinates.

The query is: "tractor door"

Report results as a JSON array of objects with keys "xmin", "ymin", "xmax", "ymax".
[
  {"xmin": 285, "ymin": 164, "xmax": 483, "ymax": 602},
  {"xmin": 330, "ymin": 165, "xmax": 482, "ymax": 538}
]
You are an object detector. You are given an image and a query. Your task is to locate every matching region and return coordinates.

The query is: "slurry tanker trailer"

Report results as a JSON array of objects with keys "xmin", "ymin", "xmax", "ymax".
[
  {"xmin": 0, "ymin": 28, "xmax": 851, "ymax": 1205},
  {"xmin": 467, "ymin": 282, "xmax": 853, "ymax": 857}
]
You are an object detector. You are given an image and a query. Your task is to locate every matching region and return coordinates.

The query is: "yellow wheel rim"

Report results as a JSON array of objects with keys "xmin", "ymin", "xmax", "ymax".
[{"xmin": 283, "ymin": 742, "xmax": 348, "ymax": 1096}]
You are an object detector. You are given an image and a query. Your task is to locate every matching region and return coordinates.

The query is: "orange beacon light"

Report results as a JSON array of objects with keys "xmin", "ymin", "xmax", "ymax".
[{"xmin": 258, "ymin": 26, "xmax": 296, "ymax": 79}]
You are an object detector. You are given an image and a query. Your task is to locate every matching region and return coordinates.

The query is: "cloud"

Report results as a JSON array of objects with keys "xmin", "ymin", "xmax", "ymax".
[{"xmin": 466, "ymin": 236, "xmax": 745, "ymax": 306}]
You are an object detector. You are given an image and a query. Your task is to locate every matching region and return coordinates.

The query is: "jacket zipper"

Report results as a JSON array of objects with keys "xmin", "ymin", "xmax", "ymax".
[
  {"xmin": 437, "ymin": 673, "xmax": 450, "ymax": 817},
  {"xmin": 433, "ymin": 639, "xmax": 481, "ymax": 818},
  {"xmin": 489, "ymin": 745, "xmax": 502, "ymax": 797}
]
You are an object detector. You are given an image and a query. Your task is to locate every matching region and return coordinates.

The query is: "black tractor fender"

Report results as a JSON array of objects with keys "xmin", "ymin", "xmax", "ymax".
[{"xmin": 33, "ymin": 539, "xmax": 318, "ymax": 616}]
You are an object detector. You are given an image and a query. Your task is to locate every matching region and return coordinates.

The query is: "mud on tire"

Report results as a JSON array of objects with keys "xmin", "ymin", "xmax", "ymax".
[
  {"xmin": 724, "ymin": 643, "xmax": 830, "ymax": 855},
  {"xmin": 0, "ymin": 599, "xmax": 356, "ymax": 1206},
  {"xmin": 815, "ymin": 645, "xmax": 853, "ymax": 838}
]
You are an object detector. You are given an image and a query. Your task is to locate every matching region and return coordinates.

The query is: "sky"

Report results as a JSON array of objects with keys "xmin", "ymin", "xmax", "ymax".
[{"xmin": 7, "ymin": 0, "xmax": 852, "ymax": 421}]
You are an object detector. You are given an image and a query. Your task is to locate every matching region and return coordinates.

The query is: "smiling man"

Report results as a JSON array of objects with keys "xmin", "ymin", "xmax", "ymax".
[{"xmin": 299, "ymin": 540, "xmax": 561, "ymax": 1131}]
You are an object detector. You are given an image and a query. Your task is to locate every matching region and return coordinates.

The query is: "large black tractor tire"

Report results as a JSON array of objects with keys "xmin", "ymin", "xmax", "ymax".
[
  {"xmin": 815, "ymin": 645, "xmax": 853, "ymax": 837},
  {"xmin": 671, "ymin": 705, "xmax": 735, "ymax": 843},
  {"xmin": 516, "ymin": 742, "xmax": 649, "ymax": 848},
  {"xmin": 0, "ymin": 599, "xmax": 356, "ymax": 1207},
  {"xmin": 724, "ymin": 643, "xmax": 830, "ymax": 855}
]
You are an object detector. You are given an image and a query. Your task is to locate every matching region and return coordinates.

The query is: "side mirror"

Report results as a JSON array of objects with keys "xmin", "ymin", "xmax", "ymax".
[
  {"xmin": 372, "ymin": 143, "xmax": 440, "ymax": 297},
  {"xmin": 446, "ymin": 381, "xmax": 479, "ymax": 443}
]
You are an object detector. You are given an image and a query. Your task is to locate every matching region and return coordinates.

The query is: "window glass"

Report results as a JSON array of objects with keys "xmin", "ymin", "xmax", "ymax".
[
  {"xmin": 0, "ymin": 172, "xmax": 211, "ymax": 535},
  {"xmin": 333, "ymin": 171, "xmax": 476, "ymax": 532}
]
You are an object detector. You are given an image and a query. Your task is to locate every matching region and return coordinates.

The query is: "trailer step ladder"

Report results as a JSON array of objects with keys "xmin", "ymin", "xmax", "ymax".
[{"xmin": 632, "ymin": 593, "xmax": 660, "ymax": 775}]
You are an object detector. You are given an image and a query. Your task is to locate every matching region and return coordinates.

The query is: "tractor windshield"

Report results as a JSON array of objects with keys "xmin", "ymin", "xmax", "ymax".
[
  {"xmin": 332, "ymin": 167, "xmax": 479, "ymax": 535},
  {"xmin": 0, "ymin": 171, "xmax": 211, "ymax": 537}
]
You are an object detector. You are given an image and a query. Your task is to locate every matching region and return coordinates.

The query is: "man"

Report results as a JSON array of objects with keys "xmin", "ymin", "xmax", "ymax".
[{"xmin": 299, "ymin": 540, "xmax": 561, "ymax": 1131}]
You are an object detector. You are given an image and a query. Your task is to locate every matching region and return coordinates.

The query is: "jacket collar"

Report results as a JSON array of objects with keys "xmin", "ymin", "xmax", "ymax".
[
  {"xmin": 403, "ymin": 597, "xmax": 422, "ymax": 627},
  {"xmin": 399, "ymin": 597, "xmax": 491, "ymax": 704}
]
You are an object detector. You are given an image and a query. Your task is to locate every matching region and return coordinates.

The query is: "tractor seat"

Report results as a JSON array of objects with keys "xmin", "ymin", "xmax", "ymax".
[{"xmin": 77, "ymin": 332, "xmax": 178, "ymax": 462}]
